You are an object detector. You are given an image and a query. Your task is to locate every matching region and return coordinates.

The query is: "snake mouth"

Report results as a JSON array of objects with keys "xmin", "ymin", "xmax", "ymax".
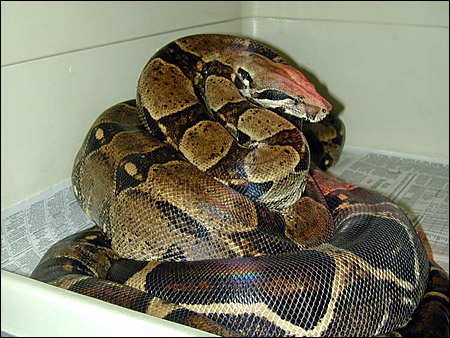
[
  {"xmin": 281, "ymin": 101, "xmax": 328, "ymax": 123},
  {"xmin": 301, "ymin": 104, "xmax": 329, "ymax": 123}
]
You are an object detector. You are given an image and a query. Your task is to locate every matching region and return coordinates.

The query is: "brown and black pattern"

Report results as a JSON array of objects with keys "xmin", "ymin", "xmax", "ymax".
[
  {"xmin": 137, "ymin": 34, "xmax": 330, "ymax": 209},
  {"xmin": 31, "ymin": 34, "xmax": 448, "ymax": 337}
]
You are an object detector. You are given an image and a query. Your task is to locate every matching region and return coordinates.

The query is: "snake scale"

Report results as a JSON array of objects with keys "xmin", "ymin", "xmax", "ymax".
[{"xmin": 31, "ymin": 34, "xmax": 449, "ymax": 337}]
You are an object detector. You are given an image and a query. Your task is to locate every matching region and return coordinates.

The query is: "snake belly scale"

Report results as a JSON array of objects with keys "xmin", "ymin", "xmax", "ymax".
[{"xmin": 31, "ymin": 34, "xmax": 438, "ymax": 337}]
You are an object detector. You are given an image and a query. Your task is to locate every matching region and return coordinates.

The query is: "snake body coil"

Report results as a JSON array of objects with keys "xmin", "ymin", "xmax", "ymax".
[{"xmin": 32, "ymin": 34, "xmax": 447, "ymax": 337}]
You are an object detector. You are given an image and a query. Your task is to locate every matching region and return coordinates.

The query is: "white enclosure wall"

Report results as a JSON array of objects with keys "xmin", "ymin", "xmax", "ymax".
[
  {"xmin": 1, "ymin": 1, "xmax": 245, "ymax": 210},
  {"xmin": 1, "ymin": 1, "xmax": 449, "ymax": 336}
]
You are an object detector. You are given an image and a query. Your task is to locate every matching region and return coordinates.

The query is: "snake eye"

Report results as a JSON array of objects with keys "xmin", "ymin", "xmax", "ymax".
[
  {"xmin": 238, "ymin": 68, "xmax": 251, "ymax": 81},
  {"xmin": 294, "ymin": 97, "xmax": 305, "ymax": 105},
  {"xmin": 236, "ymin": 68, "xmax": 253, "ymax": 89},
  {"xmin": 201, "ymin": 65, "xmax": 208, "ymax": 76}
]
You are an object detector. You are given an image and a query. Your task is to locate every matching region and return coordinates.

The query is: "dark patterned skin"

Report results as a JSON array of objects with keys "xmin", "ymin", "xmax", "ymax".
[{"xmin": 31, "ymin": 34, "xmax": 448, "ymax": 336}]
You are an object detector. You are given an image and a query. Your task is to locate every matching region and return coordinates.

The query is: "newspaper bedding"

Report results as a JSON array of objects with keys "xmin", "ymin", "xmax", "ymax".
[{"xmin": 2, "ymin": 146, "xmax": 448, "ymax": 276}]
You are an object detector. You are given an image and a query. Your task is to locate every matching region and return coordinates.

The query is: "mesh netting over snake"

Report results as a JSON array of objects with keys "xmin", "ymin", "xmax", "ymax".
[{"xmin": 31, "ymin": 34, "xmax": 449, "ymax": 337}]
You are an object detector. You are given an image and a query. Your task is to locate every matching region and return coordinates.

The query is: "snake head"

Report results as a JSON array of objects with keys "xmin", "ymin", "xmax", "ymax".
[{"xmin": 234, "ymin": 54, "xmax": 332, "ymax": 123}]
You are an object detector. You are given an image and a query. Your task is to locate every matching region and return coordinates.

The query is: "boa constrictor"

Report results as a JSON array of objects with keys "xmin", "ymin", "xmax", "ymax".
[{"xmin": 32, "ymin": 34, "xmax": 449, "ymax": 337}]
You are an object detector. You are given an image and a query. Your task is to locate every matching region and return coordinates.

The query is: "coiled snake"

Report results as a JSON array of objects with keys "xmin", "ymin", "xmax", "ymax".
[{"xmin": 32, "ymin": 34, "xmax": 448, "ymax": 337}]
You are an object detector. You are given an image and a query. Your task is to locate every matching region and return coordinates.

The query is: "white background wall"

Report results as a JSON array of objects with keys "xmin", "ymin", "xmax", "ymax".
[{"xmin": 2, "ymin": 1, "xmax": 448, "ymax": 209}]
